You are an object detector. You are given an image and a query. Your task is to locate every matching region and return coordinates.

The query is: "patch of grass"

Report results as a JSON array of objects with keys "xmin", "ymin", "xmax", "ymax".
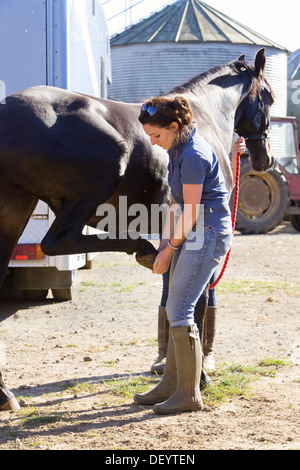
[
  {"xmin": 27, "ymin": 437, "xmax": 55, "ymax": 449},
  {"xmin": 217, "ymin": 279, "xmax": 300, "ymax": 296},
  {"xmin": 112, "ymin": 282, "xmax": 121, "ymax": 288},
  {"xmin": 100, "ymin": 356, "xmax": 288, "ymax": 406},
  {"xmin": 18, "ymin": 408, "xmax": 62, "ymax": 428},
  {"xmin": 104, "ymin": 375, "xmax": 159, "ymax": 401},
  {"xmin": 258, "ymin": 356, "xmax": 288, "ymax": 368},
  {"xmin": 81, "ymin": 280, "xmax": 97, "ymax": 287},
  {"xmin": 100, "ymin": 281, "xmax": 147, "ymax": 293},
  {"xmin": 203, "ymin": 366, "xmax": 251, "ymax": 403},
  {"xmin": 63, "ymin": 380, "xmax": 99, "ymax": 394},
  {"xmin": 113, "ymin": 283, "xmax": 134, "ymax": 292},
  {"xmin": 80, "ymin": 280, "xmax": 97, "ymax": 292},
  {"xmin": 203, "ymin": 357, "xmax": 288, "ymax": 404},
  {"xmin": 99, "ymin": 359, "xmax": 119, "ymax": 367},
  {"xmin": 225, "ymin": 361, "xmax": 284, "ymax": 377}
]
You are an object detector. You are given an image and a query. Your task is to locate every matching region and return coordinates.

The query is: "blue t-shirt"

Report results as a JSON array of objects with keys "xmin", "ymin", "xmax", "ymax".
[{"xmin": 167, "ymin": 126, "xmax": 232, "ymax": 236}]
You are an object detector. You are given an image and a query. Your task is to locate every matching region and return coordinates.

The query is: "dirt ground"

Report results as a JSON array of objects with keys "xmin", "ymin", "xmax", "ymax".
[{"xmin": 0, "ymin": 221, "xmax": 299, "ymax": 451}]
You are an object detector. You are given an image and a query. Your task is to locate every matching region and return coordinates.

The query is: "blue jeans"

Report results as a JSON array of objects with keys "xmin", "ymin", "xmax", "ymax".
[
  {"xmin": 166, "ymin": 228, "xmax": 232, "ymax": 327},
  {"xmin": 160, "ymin": 262, "xmax": 218, "ymax": 308}
]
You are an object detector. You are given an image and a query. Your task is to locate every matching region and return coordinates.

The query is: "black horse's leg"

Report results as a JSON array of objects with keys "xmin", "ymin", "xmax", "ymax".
[
  {"xmin": 0, "ymin": 185, "xmax": 38, "ymax": 288},
  {"xmin": 0, "ymin": 187, "xmax": 38, "ymax": 410},
  {"xmin": 0, "ymin": 228, "xmax": 21, "ymax": 410},
  {"xmin": 41, "ymin": 197, "xmax": 158, "ymax": 269},
  {"xmin": 0, "ymin": 373, "xmax": 20, "ymax": 411}
]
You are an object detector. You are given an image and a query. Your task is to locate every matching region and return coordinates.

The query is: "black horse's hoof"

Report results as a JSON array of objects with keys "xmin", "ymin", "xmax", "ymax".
[
  {"xmin": 0, "ymin": 396, "xmax": 20, "ymax": 411},
  {"xmin": 136, "ymin": 246, "xmax": 158, "ymax": 270},
  {"xmin": 0, "ymin": 372, "xmax": 20, "ymax": 411}
]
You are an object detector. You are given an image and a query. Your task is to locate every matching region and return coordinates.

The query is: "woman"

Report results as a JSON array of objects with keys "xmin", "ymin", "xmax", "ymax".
[
  {"xmin": 151, "ymin": 137, "xmax": 245, "ymax": 376},
  {"xmin": 134, "ymin": 95, "xmax": 233, "ymax": 415}
]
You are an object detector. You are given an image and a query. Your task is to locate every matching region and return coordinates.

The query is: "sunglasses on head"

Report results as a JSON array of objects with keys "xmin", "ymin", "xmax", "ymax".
[{"xmin": 141, "ymin": 103, "xmax": 158, "ymax": 116}]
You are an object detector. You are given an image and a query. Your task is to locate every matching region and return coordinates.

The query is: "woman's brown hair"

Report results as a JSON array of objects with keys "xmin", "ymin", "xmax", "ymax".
[{"xmin": 138, "ymin": 96, "xmax": 194, "ymax": 141}]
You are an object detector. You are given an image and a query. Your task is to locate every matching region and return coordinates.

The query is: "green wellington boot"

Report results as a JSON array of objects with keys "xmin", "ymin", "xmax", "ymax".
[
  {"xmin": 153, "ymin": 324, "xmax": 203, "ymax": 415},
  {"xmin": 134, "ymin": 329, "xmax": 176, "ymax": 405},
  {"xmin": 151, "ymin": 306, "xmax": 169, "ymax": 375},
  {"xmin": 203, "ymin": 306, "xmax": 217, "ymax": 372}
]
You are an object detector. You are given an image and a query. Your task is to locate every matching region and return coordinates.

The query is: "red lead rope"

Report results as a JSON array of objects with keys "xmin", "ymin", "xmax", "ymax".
[{"xmin": 209, "ymin": 153, "xmax": 241, "ymax": 290}]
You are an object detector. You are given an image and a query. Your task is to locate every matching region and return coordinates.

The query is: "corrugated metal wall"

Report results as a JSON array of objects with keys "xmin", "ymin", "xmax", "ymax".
[
  {"xmin": 109, "ymin": 42, "xmax": 287, "ymax": 117},
  {"xmin": 287, "ymin": 49, "xmax": 300, "ymax": 142}
]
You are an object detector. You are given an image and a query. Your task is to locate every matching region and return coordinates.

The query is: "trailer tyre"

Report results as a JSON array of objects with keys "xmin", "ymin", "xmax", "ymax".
[
  {"xmin": 52, "ymin": 287, "xmax": 75, "ymax": 301},
  {"xmin": 51, "ymin": 269, "xmax": 76, "ymax": 301},
  {"xmin": 233, "ymin": 159, "xmax": 289, "ymax": 234}
]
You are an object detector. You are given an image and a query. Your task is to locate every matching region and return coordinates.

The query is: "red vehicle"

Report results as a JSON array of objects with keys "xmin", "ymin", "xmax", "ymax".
[{"xmin": 234, "ymin": 116, "xmax": 300, "ymax": 234}]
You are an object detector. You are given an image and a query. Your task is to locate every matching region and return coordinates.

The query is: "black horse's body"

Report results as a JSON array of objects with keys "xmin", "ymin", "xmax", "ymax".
[{"xmin": 0, "ymin": 49, "xmax": 274, "ymax": 410}]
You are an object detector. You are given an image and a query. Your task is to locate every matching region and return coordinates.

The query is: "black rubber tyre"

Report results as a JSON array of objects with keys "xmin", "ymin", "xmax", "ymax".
[
  {"xmin": 289, "ymin": 214, "xmax": 300, "ymax": 232},
  {"xmin": 233, "ymin": 159, "xmax": 289, "ymax": 234},
  {"xmin": 52, "ymin": 287, "xmax": 74, "ymax": 301},
  {"xmin": 52, "ymin": 269, "xmax": 76, "ymax": 301}
]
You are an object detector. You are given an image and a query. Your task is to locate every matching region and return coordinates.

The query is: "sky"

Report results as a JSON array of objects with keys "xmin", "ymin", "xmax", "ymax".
[{"xmin": 102, "ymin": 0, "xmax": 300, "ymax": 52}]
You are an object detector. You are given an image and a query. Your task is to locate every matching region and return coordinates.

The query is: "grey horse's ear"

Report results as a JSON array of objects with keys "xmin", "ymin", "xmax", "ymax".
[
  {"xmin": 237, "ymin": 54, "xmax": 246, "ymax": 62},
  {"xmin": 254, "ymin": 48, "xmax": 266, "ymax": 77}
]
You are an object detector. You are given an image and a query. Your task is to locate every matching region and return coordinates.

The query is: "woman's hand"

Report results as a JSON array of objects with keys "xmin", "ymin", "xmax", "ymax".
[
  {"xmin": 232, "ymin": 136, "xmax": 246, "ymax": 155},
  {"xmin": 231, "ymin": 137, "xmax": 246, "ymax": 184},
  {"xmin": 231, "ymin": 137, "xmax": 246, "ymax": 167},
  {"xmin": 152, "ymin": 246, "xmax": 174, "ymax": 275}
]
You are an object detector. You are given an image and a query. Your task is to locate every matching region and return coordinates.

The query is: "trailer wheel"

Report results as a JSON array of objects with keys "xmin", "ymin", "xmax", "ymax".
[
  {"xmin": 51, "ymin": 269, "xmax": 76, "ymax": 301},
  {"xmin": 289, "ymin": 214, "xmax": 300, "ymax": 232},
  {"xmin": 52, "ymin": 287, "xmax": 74, "ymax": 301},
  {"xmin": 233, "ymin": 160, "xmax": 289, "ymax": 234},
  {"xmin": 23, "ymin": 289, "xmax": 48, "ymax": 301}
]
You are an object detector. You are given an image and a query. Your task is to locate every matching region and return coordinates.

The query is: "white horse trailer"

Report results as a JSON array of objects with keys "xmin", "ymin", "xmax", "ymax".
[{"xmin": 0, "ymin": 0, "xmax": 111, "ymax": 300}]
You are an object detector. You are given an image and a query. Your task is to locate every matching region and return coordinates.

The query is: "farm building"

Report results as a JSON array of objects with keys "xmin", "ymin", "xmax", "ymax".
[{"xmin": 108, "ymin": 0, "xmax": 288, "ymax": 117}]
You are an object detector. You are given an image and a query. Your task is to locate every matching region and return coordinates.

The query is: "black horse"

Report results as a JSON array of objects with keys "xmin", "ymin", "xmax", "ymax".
[{"xmin": 0, "ymin": 49, "xmax": 274, "ymax": 410}]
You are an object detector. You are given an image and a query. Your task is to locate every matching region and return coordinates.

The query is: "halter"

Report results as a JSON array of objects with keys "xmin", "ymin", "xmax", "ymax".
[{"xmin": 235, "ymin": 91, "xmax": 269, "ymax": 141}]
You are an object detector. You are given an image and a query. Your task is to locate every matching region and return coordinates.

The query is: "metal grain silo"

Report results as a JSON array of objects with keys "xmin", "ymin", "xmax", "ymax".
[
  {"xmin": 109, "ymin": 0, "xmax": 288, "ymax": 117},
  {"xmin": 287, "ymin": 49, "xmax": 300, "ymax": 141}
]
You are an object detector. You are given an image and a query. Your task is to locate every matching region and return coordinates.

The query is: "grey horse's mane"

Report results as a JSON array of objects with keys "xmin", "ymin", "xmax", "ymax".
[{"xmin": 169, "ymin": 59, "xmax": 275, "ymax": 101}]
